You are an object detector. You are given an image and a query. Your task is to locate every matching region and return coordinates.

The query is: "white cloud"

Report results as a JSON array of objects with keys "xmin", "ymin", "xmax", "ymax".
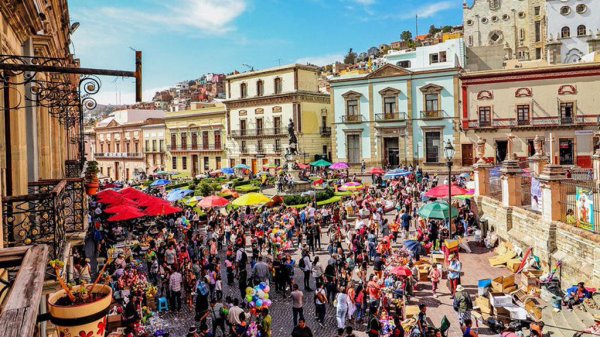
[
  {"xmin": 296, "ymin": 53, "xmax": 344, "ymax": 66},
  {"xmin": 405, "ymin": 1, "xmax": 454, "ymax": 19}
]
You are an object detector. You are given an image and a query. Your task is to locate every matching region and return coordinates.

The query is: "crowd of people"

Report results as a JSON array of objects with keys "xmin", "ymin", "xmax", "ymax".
[{"xmin": 79, "ymin": 166, "xmax": 482, "ymax": 337}]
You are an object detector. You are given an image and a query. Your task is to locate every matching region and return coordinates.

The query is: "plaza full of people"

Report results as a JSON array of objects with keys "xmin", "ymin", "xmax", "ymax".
[{"xmin": 80, "ymin": 164, "xmax": 493, "ymax": 337}]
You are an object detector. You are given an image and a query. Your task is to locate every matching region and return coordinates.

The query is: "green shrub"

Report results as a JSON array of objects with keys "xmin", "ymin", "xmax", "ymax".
[
  {"xmin": 317, "ymin": 196, "xmax": 342, "ymax": 206},
  {"xmin": 315, "ymin": 188, "xmax": 334, "ymax": 202},
  {"xmin": 196, "ymin": 183, "xmax": 213, "ymax": 196},
  {"xmin": 165, "ymin": 182, "xmax": 190, "ymax": 191},
  {"xmin": 235, "ymin": 185, "xmax": 260, "ymax": 193},
  {"xmin": 210, "ymin": 182, "xmax": 221, "ymax": 191},
  {"xmin": 283, "ymin": 194, "xmax": 312, "ymax": 206}
]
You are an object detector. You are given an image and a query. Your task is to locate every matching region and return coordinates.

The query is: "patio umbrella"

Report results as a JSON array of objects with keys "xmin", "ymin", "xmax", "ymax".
[
  {"xmin": 368, "ymin": 167, "xmax": 385, "ymax": 175},
  {"xmin": 184, "ymin": 196, "xmax": 203, "ymax": 206},
  {"xmin": 265, "ymin": 195, "xmax": 284, "ymax": 207},
  {"xmin": 418, "ymin": 201, "xmax": 459, "ymax": 219},
  {"xmin": 107, "ymin": 208, "xmax": 146, "ymax": 222},
  {"xmin": 234, "ymin": 164, "xmax": 250, "ymax": 170},
  {"xmin": 99, "ymin": 195, "xmax": 138, "ymax": 206},
  {"xmin": 96, "ymin": 189, "xmax": 121, "ymax": 199},
  {"xmin": 232, "ymin": 193, "xmax": 271, "ymax": 207},
  {"xmin": 339, "ymin": 182, "xmax": 364, "ymax": 191},
  {"xmin": 119, "ymin": 188, "xmax": 148, "ymax": 200},
  {"xmin": 144, "ymin": 203, "xmax": 183, "ymax": 216},
  {"xmin": 220, "ymin": 189, "xmax": 239, "ymax": 198},
  {"xmin": 137, "ymin": 196, "xmax": 170, "ymax": 208},
  {"xmin": 383, "ymin": 170, "xmax": 411, "ymax": 179},
  {"xmin": 424, "ymin": 184, "xmax": 468, "ymax": 198},
  {"xmin": 459, "ymin": 173, "xmax": 471, "ymax": 179},
  {"xmin": 330, "ymin": 162, "xmax": 349, "ymax": 170},
  {"xmin": 198, "ymin": 195, "xmax": 230, "ymax": 208},
  {"xmin": 310, "ymin": 159, "xmax": 332, "ymax": 167},
  {"xmin": 221, "ymin": 167, "xmax": 235, "ymax": 174},
  {"xmin": 404, "ymin": 240, "xmax": 427, "ymax": 257},
  {"xmin": 390, "ymin": 266, "xmax": 413, "ymax": 277},
  {"xmin": 104, "ymin": 205, "xmax": 141, "ymax": 214},
  {"xmin": 150, "ymin": 179, "xmax": 171, "ymax": 187},
  {"xmin": 263, "ymin": 163, "xmax": 278, "ymax": 169},
  {"xmin": 297, "ymin": 163, "xmax": 310, "ymax": 170},
  {"xmin": 166, "ymin": 189, "xmax": 194, "ymax": 202}
]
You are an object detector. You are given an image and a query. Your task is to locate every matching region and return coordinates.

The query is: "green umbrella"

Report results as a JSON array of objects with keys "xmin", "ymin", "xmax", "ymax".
[
  {"xmin": 310, "ymin": 159, "xmax": 332, "ymax": 167},
  {"xmin": 418, "ymin": 201, "xmax": 459, "ymax": 219}
]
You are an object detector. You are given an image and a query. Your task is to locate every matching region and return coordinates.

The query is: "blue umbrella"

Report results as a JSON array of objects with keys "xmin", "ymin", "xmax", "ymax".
[
  {"xmin": 151, "ymin": 179, "xmax": 171, "ymax": 187},
  {"xmin": 404, "ymin": 240, "xmax": 427, "ymax": 257},
  {"xmin": 221, "ymin": 167, "xmax": 235, "ymax": 174},
  {"xmin": 234, "ymin": 164, "xmax": 250, "ymax": 170},
  {"xmin": 383, "ymin": 170, "xmax": 411, "ymax": 179},
  {"xmin": 166, "ymin": 189, "xmax": 193, "ymax": 202}
]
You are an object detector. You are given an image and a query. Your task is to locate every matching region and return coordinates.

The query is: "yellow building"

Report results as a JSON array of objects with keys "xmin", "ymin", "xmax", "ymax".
[
  {"xmin": 224, "ymin": 64, "xmax": 332, "ymax": 172},
  {"xmin": 165, "ymin": 102, "xmax": 227, "ymax": 176}
]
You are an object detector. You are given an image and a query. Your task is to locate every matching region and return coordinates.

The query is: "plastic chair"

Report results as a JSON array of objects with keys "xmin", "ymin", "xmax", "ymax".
[{"xmin": 157, "ymin": 297, "xmax": 169, "ymax": 312}]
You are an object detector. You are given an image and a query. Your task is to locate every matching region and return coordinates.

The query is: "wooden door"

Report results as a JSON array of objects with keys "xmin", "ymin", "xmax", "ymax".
[
  {"xmin": 251, "ymin": 159, "xmax": 257, "ymax": 174},
  {"xmin": 462, "ymin": 144, "xmax": 474, "ymax": 167}
]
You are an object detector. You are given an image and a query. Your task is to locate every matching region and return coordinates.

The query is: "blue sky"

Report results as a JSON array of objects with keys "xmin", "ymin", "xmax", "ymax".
[{"xmin": 70, "ymin": 0, "xmax": 462, "ymax": 104}]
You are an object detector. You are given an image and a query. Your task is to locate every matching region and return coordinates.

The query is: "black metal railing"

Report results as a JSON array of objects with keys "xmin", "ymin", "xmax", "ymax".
[
  {"xmin": 95, "ymin": 152, "xmax": 143, "ymax": 158},
  {"xmin": 169, "ymin": 145, "xmax": 223, "ymax": 151},
  {"xmin": 342, "ymin": 115, "xmax": 363, "ymax": 123},
  {"xmin": 320, "ymin": 126, "xmax": 331, "ymax": 136},
  {"xmin": 375, "ymin": 112, "xmax": 407, "ymax": 121},
  {"xmin": 230, "ymin": 127, "xmax": 284, "ymax": 138},
  {"xmin": 65, "ymin": 160, "xmax": 82, "ymax": 178},
  {"xmin": 420, "ymin": 110, "xmax": 445, "ymax": 119}
]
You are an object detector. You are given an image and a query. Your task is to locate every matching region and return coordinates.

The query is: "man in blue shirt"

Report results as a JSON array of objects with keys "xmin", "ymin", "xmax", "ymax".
[{"xmin": 448, "ymin": 254, "xmax": 462, "ymax": 298}]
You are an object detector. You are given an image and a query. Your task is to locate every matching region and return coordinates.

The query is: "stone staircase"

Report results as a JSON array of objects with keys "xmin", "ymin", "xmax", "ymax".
[{"xmin": 541, "ymin": 297, "xmax": 600, "ymax": 337}]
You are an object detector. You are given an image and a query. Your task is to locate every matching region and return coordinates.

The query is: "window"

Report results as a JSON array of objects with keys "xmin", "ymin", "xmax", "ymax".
[
  {"xmin": 202, "ymin": 131, "xmax": 209, "ymax": 149},
  {"xmin": 536, "ymin": 48, "xmax": 542, "ymax": 60},
  {"xmin": 159, "ymin": 140, "xmax": 164, "ymax": 151},
  {"xmin": 145, "ymin": 140, "xmax": 149, "ymax": 151},
  {"xmin": 384, "ymin": 96, "xmax": 396, "ymax": 114},
  {"xmin": 424, "ymin": 131, "xmax": 441, "ymax": 163},
  {"xmin": 240, "ymin": 119, "xmax": 247, "ymax": 136},
  {"xmin": 535, "ymin": 21, "xmax": 541, "ymax": 42},
  {"xmin": 489, "ymin": 31, "xmax": 503, "ymax": 44},
  {"xmin": 257, "ymin": 140, "xmax": 264, "ymax": 153},
  {"xmin": 519, "ymin": 28, "xmax": 525, "ymax": 41},
  {"xmin": 274, "ymin": 158, "xmax": 281, "ymax": 167},
  {"xmin": 478, "ymin": 106, "xmax": 492, "ymax": 127},
  {"xmin": 274, "ymin": 116, "xmax": 281, "ymax": 133},
  {"xmin": 396, "ymin": 60, "xmax": 411, "ymax": 68},
  {"xmin": 491, "ymin": 16, "xmax": 498, "ymax": 22},
  {"xmin": 560, "ymin": 102, "xmax": 574, "ymax": 124},
  {"xmin": 518, "ymin": 12, "xmax": 525, "ymax": 19},
  {"xmin": 347, "ymin": 134, "xmax": 360, "ymax": 164},
  {"xmin": 576, "ymin": 4, "xmax": 587, "ymax": 14},
  {"xmin": 439, "ymin": 51, "xmax": 447, "ymax": 62},
  {"xmin": 171, "ymin": 134, "xmax": 177, "ymax": 149},
  {"xmin": 181, "ymin": 133, "xmax": 187, "ymax": 149},
  {"xmin": 214, "ymin": 131, "xmax": 221, "ymax": 148},
  {"xmin": 429, "ymin": 53, "xmax": 439, "ymax": 64},
  {"xmin": 203, "ymin": 157, "xmax": 209, "ymax": 171},
  {"xmin": 517, "ymin": 105, "xmax": 530, "ymax": 125},
  {"xmin": 240, "ymin": 83, "xmax": 247, "ymax": 98},
  {"xmin": 241, "ymin": 140, "xmax": 247, "ymax": 153},
  {"xmin": 560, "ymin": 6, "xmax": 571, "ymax": 16},
  {"xmin": 152, "ymin": 140, "xmax": 157, "ymax": 151},
  {"xmin": 346, "ymin": 99, "xmax": 359, "ymax": 115},
  {"xmin": 425, "ymin": 94, "xmax": 439, "ymax": 112},
  {"xmin": 191, "ymin": 132, "xmax": 198, "ymax": 149},
  {"xmin": 172, "ymin": 156, "xmax": 177, "ymax": 169},
  {"xmin": 534, "ymin": 6, "xmax": 540, "ymax": 16},
  {"xmin": 125, "ymin": 143, "xmax": 130, "ymax": 153},
  {"xmin": 256, "ymin": 118, "xmax": 263, "ymax": 135},
  {"xmin": 466, "ymin": 19, "xmax": 474, "ymax": 26},
  {"xmin": 116, "ymin": 143, "xmax": 120, "ymax": 152},
  {"xmin": 577, "ymin": 25, "xmax": 587, "ymax": 37},
  {"xmin": 489, "ymin": 0, "xmax": 499, "ymax": 10},
  {"xmin": 216, "ymin": 157, "xmax": 221, "ymax": 169},
  {"xmin": 559, "ymin": 139, "xmax": 574, "ymax": 165},
  {"xmin": 561, "ymin": 26, "xmax": 571, "ymax": 38},
  {"xmin": 182, "ymin": 156, "xmax": 187, "ymax": 170},
  {"xmin": 502, "ymin": 14, "xmax": 510, "ymax": 21},
  {"xmin": 274, "ymin": 139, "xmax": 281, "ymax": 152},
  {"xmin": 256, "ymin": 80, "xmax": 264, "ymax": 96},
  {"xmin": 100, "ymin": 144, "xmax": 104, "ymax": 152},
  {"xmin": 134, "ymin": 142, "xmax": 138, "ymax": 153},
  {"xmin": 468, "ymin": 35, "xmax": 473, "ymax": 46},
  {"xmin": 274, "ymin": 78, "xmax": 282, "ymax": 94},
  {"xmin": 481, "ymin": 17, "xmax": 489, "ymax": 24}
]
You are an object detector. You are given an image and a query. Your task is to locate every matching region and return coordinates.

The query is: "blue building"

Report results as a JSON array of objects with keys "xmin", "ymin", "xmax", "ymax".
[{"xmin": 329, "ymin": 39, "xmax": 465, "ymax": 170}]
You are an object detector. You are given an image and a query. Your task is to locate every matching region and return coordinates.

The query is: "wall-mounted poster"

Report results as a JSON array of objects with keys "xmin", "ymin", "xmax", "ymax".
[
  {"xmin": 576, "ymin": 186, "xmax": 595, "ymax": 231},
  {"xmin": 530, "ymin": 177, "xmax": 542, "ymax": 212}
]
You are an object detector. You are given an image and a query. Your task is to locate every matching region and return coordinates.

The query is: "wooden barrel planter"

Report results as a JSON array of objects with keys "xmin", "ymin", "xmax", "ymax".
[{"xmin": 48, "ymin": 285, "xmax": 112, "ymax": 337}]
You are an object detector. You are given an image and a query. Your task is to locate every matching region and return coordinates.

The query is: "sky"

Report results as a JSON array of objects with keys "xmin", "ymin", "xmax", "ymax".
[{"xmin": 69, "ymin": 0, "xmax": 462, "ymax": 104}]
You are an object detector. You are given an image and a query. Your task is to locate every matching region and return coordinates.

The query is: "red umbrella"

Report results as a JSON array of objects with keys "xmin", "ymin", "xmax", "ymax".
[
  {"xmin": 297, "ymin": 163, "xmax": 309, "ymax": 170},
  {"xmin": 104, "ymin": 205, "xmax": 141, "ymax": 214},
  {"xmin": 99, "ymin": 195, "xmax": 138, "ymax": 206},
  {"xmin": 390, "ymin": 266, "xmax": 413, "ymax": 277},
  {"xmin": 144, "ymin": 204, "xmax": 183, "ymax": 216},
  {"xmin": 198, "ymin": 195, "xmax": 229, "ymax": 208},
  {"xmin": 137, "ymin": 196, "xmax": 169, "ymax": 208},
  {"xmin": 107, "ymin": 209, "xmax": 146, "ymax": 222},
  {"xmin": 368, "ymin": 167, "xmax": 385, "ymax": 175},
  {"xmin": 425, "ymin": 184, "xmax": 469, "ymax": 198},
  {"xmin": 96, "ymin": 189, "xmax": 121, "ymax": 199},
  {"xmin": 120, "ymin": 188, "xmax": 150, "ymax": 201}
]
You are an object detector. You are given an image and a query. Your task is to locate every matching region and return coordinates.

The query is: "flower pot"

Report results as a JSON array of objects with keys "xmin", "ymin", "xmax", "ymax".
[
  {"xmin": 48, "ymin": 284, "xmax": 112, "ymax": 337},
  {"xmin": 85, "ymin": 180, "xmax": 100, "ymax": 196}
]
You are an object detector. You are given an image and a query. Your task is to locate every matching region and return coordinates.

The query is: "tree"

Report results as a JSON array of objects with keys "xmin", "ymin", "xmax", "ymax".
[
  {"xmin": 343, "ymin": 48, "xmax": 357, "ymax": 65},
  {"xmin": 401, "ymin": 30, "xmax": 413, "ymax": 42},
  {"xmin": 428, "ymin": 24, "xmax": 439, "ymax": 36},
  {"xmin": 442, "ymin": 25, "xmax": 453, "ymax": 33}
]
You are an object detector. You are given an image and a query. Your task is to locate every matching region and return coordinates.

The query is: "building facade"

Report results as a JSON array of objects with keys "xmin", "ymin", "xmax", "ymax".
[
  {"xmin": 224, "ymin": 64, "xmax": 331, "ymax": 172},
  {"xmin": 463, "ymin": 0, "xmax": 547, "ymax": 70},
  {"xmin": 142, "ymin": 122, "xmax": 166, "ymax": 174},
  {"xmin": 546, "ymin": 0, "xmax": 600, "ymax": 64},
  {"xmin": 460, "ymin": 62, "xmax": 600, "ymax": 168},
  {"xmin": 165, "ymin": 103, "xmax": 227, "ymax": 176}
]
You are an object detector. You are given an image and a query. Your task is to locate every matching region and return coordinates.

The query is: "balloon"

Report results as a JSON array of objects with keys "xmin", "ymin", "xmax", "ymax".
[
  {"xmin": 264, "ymin": 285, "xmax": 270, "ymax": 293},
  {"xmin": 246, "ymin": 295, "xmax": 253, "ymax": 302},
  {"xmin": 264, "ymin": 300, "xmax": 272, "ymax": 307},
  {"xmin": 248, "ymin": 301, "xmax": 255, "ymax": 308},
  {"xmin": 246, "ymin": 287, "xmax": 254, "ymax": 296},
  {"xmin": 264, "ymin": 293, "xmax": 269, "ymax": 300},
  {"xmin": 259, "ymin": 282, "xmax": 267, "ymax": 290},
  {"xmin": 257, "ymin": 290, "xmax": 265, "ymax": 299},
  {"xmin": 256, "ymin": 299, "xmax": 263, "ymax": 307}
]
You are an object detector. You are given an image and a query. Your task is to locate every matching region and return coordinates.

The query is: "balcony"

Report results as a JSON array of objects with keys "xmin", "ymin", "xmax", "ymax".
[
  {"xmin": 169, "ymin": 144, "xmax": 223, "ymax": 152},
  {"xmin": 2, "ymin": 178, "xmax": 87, "ymax": 259},
  {"xmin": 375, "ymin": 112, "xmax": 407, "ymax": 122},
  {"xmin": 95, "ymin": 152, "xmax": 144, "ymax": 159},
  {"xmin": 241, "ymin": 147, "xmax": 249, "ymax": 154},
  {"xmin": 230, "ymin": 127, "xmax": 285, "ymax": 138},
  {"xmin": 420, "ymin": 110, "xmax": 446, "ymax": 119},
  {"xmin": 342, "ymin": 115, "xmax": 363, "ymax": 123},
  {"xmin": 320, "ymin": 126, "xmax": 331, "ymax": 136}
]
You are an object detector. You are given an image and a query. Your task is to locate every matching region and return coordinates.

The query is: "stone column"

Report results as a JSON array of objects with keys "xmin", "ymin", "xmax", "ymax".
[
  {"xmin": 500, "ymin": 134, "xmax": 523, "ymax": 207},
  {"xmin": 528, "ymin": 135, "xmax": 548, "ymax": 177},
  {"xmin": 473, "ymin": 138, "xmax": 492, "ymax": 197},
  {"xmin": 539, "ymin": 133, "xmax": 566, "ymax": 223}
]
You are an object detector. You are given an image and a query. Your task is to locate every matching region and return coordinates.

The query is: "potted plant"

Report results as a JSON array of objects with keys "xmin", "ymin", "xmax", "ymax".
[
  {"xmin": 48, "ymin": 258, "xmax": 113, "ymax": 337},
  {"xmin": 85, "ymin": 160, "xmax": 100, "ymax": 195}
]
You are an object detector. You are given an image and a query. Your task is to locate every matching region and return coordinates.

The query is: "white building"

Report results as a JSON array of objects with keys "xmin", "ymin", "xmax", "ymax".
[
  {"xmin": 546, "ymin": 0, "xmax": 600, "ymax": 64},
  {"xmin": 384, "ymin": 38, "xmax": 465, "ymax": 70},
  {"xmin": 142, "ymin": 122, "xmax": 166, "ymax": 174}
]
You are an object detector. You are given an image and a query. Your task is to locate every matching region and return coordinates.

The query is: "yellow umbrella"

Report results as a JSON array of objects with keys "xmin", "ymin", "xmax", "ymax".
[{"xmin": 232, "ymin": 192, "xmax": 271, "ymax": 207}]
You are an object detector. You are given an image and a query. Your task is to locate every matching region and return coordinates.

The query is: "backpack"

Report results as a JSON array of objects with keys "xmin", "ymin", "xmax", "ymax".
[{"xmin": 299, "ymin": 256, "xmax": 306, "ymax": 269}]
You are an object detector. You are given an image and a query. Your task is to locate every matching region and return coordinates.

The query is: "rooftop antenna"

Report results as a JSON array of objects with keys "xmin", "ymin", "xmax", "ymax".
[
  {"xmin": 276, "ymin": 58, "xmax": 282, "ymax": 66},
  {"xmin": 415, "ymin": 14, "xmax": 419, "ymax": 46}
]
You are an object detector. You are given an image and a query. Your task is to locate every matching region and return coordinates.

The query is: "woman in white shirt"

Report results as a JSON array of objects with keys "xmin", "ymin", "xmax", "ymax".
[{"xmin": 335, "ymin": 286, "xmax": 349, "ymax": 329}]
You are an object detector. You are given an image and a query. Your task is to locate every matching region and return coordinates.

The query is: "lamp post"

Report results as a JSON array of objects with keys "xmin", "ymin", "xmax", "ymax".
[{"xmin": 444, "ymin": 139, "xmax": 456, "ymax": 238}]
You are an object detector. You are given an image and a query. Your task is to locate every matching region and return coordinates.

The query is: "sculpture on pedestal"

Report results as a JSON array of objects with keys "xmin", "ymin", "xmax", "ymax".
[
  {"xmin": 533, "ymin": 135, "xmax": 544, "ymax": 157},
  {"xmin": 506, "ymin": 133, "xmax": 517, "ymax": 161},
  {"xmin": 287, "ymin": 118, "xmax": 298, "ymax": 156},
  {"xmin": 476, "ymin": 138, "xmax": 487, "ymax": 164}
]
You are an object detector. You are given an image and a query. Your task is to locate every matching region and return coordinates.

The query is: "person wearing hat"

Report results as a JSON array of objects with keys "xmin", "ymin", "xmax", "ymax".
[{"xmin": 453, "ymin": 284, "xmax": 473, "ymax": 327}]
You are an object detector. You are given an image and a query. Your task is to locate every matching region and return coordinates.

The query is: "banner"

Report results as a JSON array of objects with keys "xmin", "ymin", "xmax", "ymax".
[
  {"xmin": 530, "ymin": 177, "xmax": 542, "ymax": 212},
  {"xmin": 576, "ymin": 186, "xmax": 595, "ymax": 231}
]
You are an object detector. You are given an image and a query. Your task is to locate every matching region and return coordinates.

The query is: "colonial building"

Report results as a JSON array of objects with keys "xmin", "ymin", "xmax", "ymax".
[
  {"xmin": 94, "ymin": 109, "xmax": 165, "ymax": 181},
  {"xmin": 330, "ymin": 40, "xmax": 464, "ymax": 169},
  {"xmin": 142, "ymin": 121, "xmax": 167, "ymax": 174},
  {"xmin": 463, "ymin": 0, "xmax": 547, "ymax": 70},
  {"xmin": 165, "ymin": 102, "xmax": 227, "ymax": 176},
  {"xmin": 546, "ymin": 0, "xmax": 600, "ymax": 64},
  {"xmin": 83, "ymin": 127, "xmax": 96, "ymax": 162},
  {"xmin": 460, "ymin": 62, "xmax": 600, "ymax": 168},
  {"xmin": 224, "ymin": 64, "xmax": 331, "ymax": 172}
]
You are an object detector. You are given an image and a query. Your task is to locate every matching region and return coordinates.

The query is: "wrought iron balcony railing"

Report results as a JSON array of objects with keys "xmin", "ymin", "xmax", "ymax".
[
  {"xmin": 342, "ymin": 115, "xmax": 363, "ymax": 123},
  {"xmin": 375, "ymin": 112, "xmax": 407, "ymax": 122},
  {"xmin": 95, "ymin": 152, "xmax": 144, "ymax": 158},
  {"xmin": 169, "ymin": 145, "xmax": 223, "ymax": 152},
  {"xmin": 420, "ymin": 110, "xmax": 446, "ymax": 119},
  {"xmin": 320, "ymin": 126, "xmax": 331, "ymax": 136},
  {"xmin": 230, "ymin": 127, "xmax": 284, "ymax": 138}
]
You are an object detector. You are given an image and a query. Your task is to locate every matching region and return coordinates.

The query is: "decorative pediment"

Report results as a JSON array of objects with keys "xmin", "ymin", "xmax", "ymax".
[
  {"xmin": 272, "ymin": 106, "xmax": 282, "ymax": 113},
  {"xmin": 342, "ymin": 90, "xmax": 363, "ymax": 99},
  {"xmin": 366, "ymin": 63, "xmax": 411, "ymax": 79},
  {"xmin": 477, "ymin": 90, "xmax": 494, "ymax": 100},
  {"xmin": 378, "ymin": 87, "xmax": 401, "ymax": 96},
  {"xmin": 515, "ymin": 88, "xmax": 532, "ymax": 97},
  {"xmin": 255, "ymin": 108, "xmax": 264, "ymax": 114},
  {"xmin": 106, "ymin": 119, "xmax": 119, "ymax": 127},
  {"xmin": 419, "ymin": 83, "xmax": 444, "ymax": 94},
  {"xmin": 558, "ymin": 84, "xmax": 577, "ymax": 95},
  {"xmin": 239, "ymin": 110, "xmax": 247, "ymax": 116}
]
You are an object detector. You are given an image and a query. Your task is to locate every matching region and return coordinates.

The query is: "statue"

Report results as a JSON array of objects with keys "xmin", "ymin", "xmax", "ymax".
[
  {"xmin": 507, "ymin": 133, "xmax": 516, "ymax": 161},
  {"xmin": 476, "ymin": 138, "xmax": 487, "ymax": 164},
  {"xmin": 287, "ymin": 118, "xmax": 298, "ymax": 155},
  {"xmin": 533, "ymin": 135, "xmax": 544, "ymax": 157}
]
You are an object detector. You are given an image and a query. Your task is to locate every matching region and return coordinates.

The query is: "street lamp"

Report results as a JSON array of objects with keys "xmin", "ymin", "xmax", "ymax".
[{"xmin": 444, "ymin": 139, "xmax": 455, "ymax": 238}]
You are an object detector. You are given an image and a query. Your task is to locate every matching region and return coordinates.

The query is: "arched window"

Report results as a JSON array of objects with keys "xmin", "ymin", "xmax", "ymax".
[
  {"xmin": 256, "ymin": 80, "xmax": 264, "ymax": 96},
  {"xmin": 561, "ymin": 26, "xmax": 571, "ymax": 38},
  {"xmin": 577, "ymin": 25, "xmax": 587, "ymax": 37},
  {"xmin": 274, "ymin": 78, "xmax": 282, "ymax": 94},
  {"xmin": 240, "ymin": 83, "xmax": 247, "ymax": 98}
]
